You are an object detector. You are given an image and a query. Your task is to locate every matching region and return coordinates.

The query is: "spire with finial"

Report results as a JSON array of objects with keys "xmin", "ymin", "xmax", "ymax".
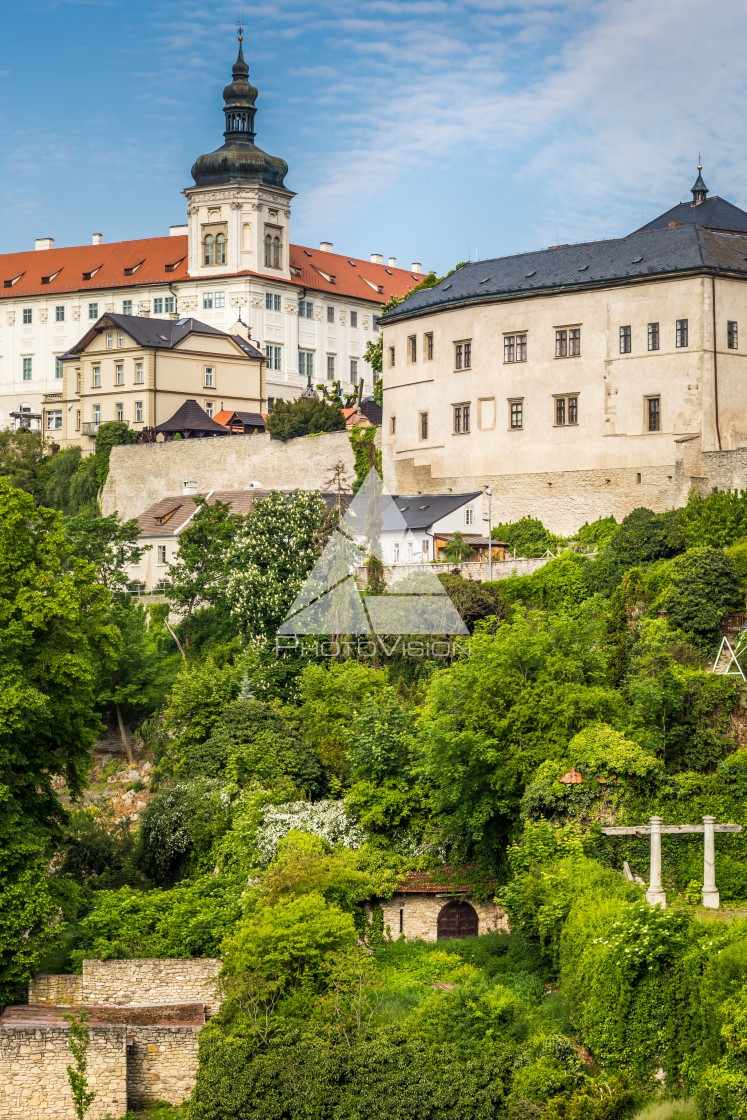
[
  {"xmin": 222, "ymin": 21, "xmax": 257, "ymax": 142},
  {"xmin": 691, "ymin": 158, "xmax": 708, "ymax": 205}
]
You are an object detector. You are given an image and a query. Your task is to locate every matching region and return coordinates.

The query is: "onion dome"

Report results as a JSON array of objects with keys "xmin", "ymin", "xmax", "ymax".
[{"xmin": 191, "ymin": 33, "xmax": 289, "ymax": 190}]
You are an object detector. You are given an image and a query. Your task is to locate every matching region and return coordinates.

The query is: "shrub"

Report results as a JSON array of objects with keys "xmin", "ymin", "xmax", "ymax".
[{"xmin": 265, "ymin": 397, "xmax": 346, "ymax": 441}]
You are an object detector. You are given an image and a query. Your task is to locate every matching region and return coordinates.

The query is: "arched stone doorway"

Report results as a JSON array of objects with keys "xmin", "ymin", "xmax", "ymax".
[{"xmin": 436, "ymin": 900, "xmax": 479, "ymax": 940}]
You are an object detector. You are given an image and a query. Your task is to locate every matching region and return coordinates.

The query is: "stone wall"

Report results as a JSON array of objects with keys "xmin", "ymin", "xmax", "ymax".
[
  {"xmin": 356, "ymin": 555, "xmax": 554, "ymax": 587},
  {"xmin": 127, "ymin": 1025, "xmax": 201, "ymax": 1108},
  {"xmin": 0, "ymin": 1025, "xmax": 127, "ymax": 1120},
  {"xmin": 374, "ymin": 893, "xmax": 509, "ymax": 942},
  {"xmin": 102, "ymin": 429, "xmax": 366, "ymax": 522},
  {"xmin": 80, "ymin": 958, "xmax": 222, "ymax": 1017},
  {"xmin": 28, "ymin": 975, "xmax": 82, "ymax": 1006}
]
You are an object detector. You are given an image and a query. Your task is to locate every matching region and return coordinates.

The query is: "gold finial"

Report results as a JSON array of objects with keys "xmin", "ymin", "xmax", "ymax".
[{"xmin": 237, "ymin": 15, "xmax": 244, "ymax": 42}]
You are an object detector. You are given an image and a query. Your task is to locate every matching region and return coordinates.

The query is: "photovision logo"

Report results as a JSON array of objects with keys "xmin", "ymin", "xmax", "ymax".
[{"xmin": 275, "ymin": 469, "xmax": 470, "ymax": 660}]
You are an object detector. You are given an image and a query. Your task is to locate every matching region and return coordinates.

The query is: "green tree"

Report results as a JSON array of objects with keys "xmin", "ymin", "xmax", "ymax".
[
  {"xmin": 65, "ymin": 1010, "xmax": 96, "ymax": 1120},
  {"xmin": 38, "ymin": 447, "xmax": 98, "ymax": 516},
  {"xmin": 492, "ymin": 516, "xmax": 564, "ymax": 558},
  {"xmin": 92, "ymin": 421, "xmax": 135, "ymax": 487},
  {"xmin": 224, "ymin": 490, "xmax": 331, "ymax": 638},
  {"xmin": 661, "ymin": 546, "xmax": 743, "ymax": 646},
  {"xmin": 265, "ymin": 397, "xmax": 346, "ymax": 441},
  {"xmin": 64, "ymin": 511, "xmax": 145, "ymax": 593},
  {"xmin": 0, "ymin": 427, "xmax": 52, "ymax": 498},
  {"xmin": 166, "ymin": 496, "xmax": 239, "ymax": 648},
  {"xmin": 443, "ymin": 531, "xmax": 472, "ymax": 562},
  {"xmin": 349, "ymin": 426, "xmax": 381, "ymax": 493}
]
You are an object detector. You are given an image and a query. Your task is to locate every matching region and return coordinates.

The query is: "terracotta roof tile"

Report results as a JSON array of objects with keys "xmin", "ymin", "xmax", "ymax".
[{"xmin": 0, "ymin": 236, "xmax": 421, "ymax": 304}]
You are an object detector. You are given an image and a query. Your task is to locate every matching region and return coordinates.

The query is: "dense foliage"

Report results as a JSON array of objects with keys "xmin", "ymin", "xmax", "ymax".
[{"xmin": 265, "ymin": 397, "xmax": 346, "ymax": 441}]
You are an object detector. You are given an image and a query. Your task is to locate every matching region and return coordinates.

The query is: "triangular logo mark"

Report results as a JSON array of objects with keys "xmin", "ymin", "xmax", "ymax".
[{"xmin": 278, "ymin": 577, "xmax": 372, "ymax": 635}]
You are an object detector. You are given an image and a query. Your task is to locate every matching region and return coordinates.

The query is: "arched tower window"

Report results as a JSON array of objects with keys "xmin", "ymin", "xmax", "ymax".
[
  {"xmin": 437, "ymin": 901, "xmax": 478, "ymax": 940},
  {"xmin": 273, "ymin": 236, "xmax": 281, "ymax": 269},
  {"xmin": 215, "ymin": 232, "xmax": 226, "ymax": 265},
  {"xmin": 203, "ymin": 234, "xmax": 214, "ymax": 266},
  {"xmin": 264, "ymin": 234, "xmax": 272, "ymax": 267}
]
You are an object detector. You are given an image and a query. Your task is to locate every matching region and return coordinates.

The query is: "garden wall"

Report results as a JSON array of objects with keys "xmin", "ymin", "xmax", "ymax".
[
  {"xmin": 79, "ymin": 958, "xmax": 222, "ymax": 1017},
  {"xmin": 127, "ymin": 1025, "xmax": 202, "ymax": 1108}
]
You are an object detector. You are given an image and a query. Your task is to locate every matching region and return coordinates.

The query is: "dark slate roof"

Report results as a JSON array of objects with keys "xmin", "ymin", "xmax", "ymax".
[
  {"xmin": 155, "ymin": 399, "xmax": 231, "ymax": 434},
  {"xmin": 360, "ymin": 399, "xmax": 383, "ymax": 426},
  {"xmin": 64, "ymin": 313, "xmax": 264, "ymax": 359},
  {"xmin": 385, "ymin": 492, "xmax": 481, "ymax": 531},
  {"xmin": 382, "ymin": 224, "xmax": 747, "ymax": 322},
  {"xmin": 635, "ymin": 196, "xmax": 747, "ymax": 233}
]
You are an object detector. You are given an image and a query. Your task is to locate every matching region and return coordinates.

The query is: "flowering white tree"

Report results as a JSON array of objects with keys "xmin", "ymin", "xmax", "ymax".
[
  {"xmin": 256, "ymin": 800, "xmax": 367, "ymax": 864},
  {"xmin": 224, "ymin": 490, "xmax": 331, "ymax": 639}
]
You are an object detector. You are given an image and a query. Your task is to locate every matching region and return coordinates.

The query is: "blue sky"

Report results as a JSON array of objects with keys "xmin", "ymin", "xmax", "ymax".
[{"xmin": 1, "ymin": 0, "xmax": 746, "ymax": 273}]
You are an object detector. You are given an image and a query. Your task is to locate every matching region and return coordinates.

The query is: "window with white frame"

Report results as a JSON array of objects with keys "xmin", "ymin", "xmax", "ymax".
[
  {"xmin": 55, "ymin": 305, "xmax": 65, "ymax": 322},
  {"xmin": 135, "ymin": 362, "xmax": 143, "ymax": 384},
  {"xmin": 299, "ymin": 300, "xmax": 314, "ymax": 319},
  {"xmin": 265, "ymin": 292, "xmax": 282, "ymax": 311},
  {"xmin": 115, "ymin": 364, "xmax": 124, "ymax": 386},
  {"xmin": 106, "ymin": 332, "xmax": 113, "ymax": 348},
  {"xmin": 299, "ymin": 350, "xmax": 314, "ymax": 379},
  {"xmin": 327, "ymin": 355, "xmax": 335, "ymax": 381},
  {"xmin": 203, "ymin": 293, "xmax": 213, "ymax": 309},
  {"xmin": 214, "ymin": 293, "xmax": 224, "ymax": 309},
  {"xmin": 22, "ymin": 357, "xmax": 32, "ymax": 381},
  {"xmin": 350, "ymin": 358, "xmax": 358, "ymax": 382},
  {"xmin": 47, "ymin": 409, "xmax": 62, "ymax": 430},
  {"xmin": 407, "ymin": 541, "xmax": 414, "ymax": 561},
  {"xmin": 93, "ymin": 365, "xmax": 101, "ymax": 387},
  {"xmin": 465, "ymin": 507, "xmax": 474, "ymax": 526},
  {"xmin": 393, "ymin": 542, "xmax": 400, "ymax": 563},
  {"xmin": 204, "ymin": 366, "xmax": 215, "ymax": 388},
  {"xmin": 165, "ymin": 296, "xmax": 175, "ymax": 313},
  {"xmin": 205, "ymin": 400, "xmax": 214, "ymax": 418},
  {"xmin": 115, "ymin": 402, "xmax": 124, "ymax": 422},
  {"xmin": 265, "ymin": 345, "xmax": 282, "ymax": 371},
  {"xmin": 157, "ymin": 545, "xmax": 167, "ymax": 565},
  {"xmin": 92, "ymin": 404, "xmax": 101, "ymax": 425},
  {"xmin": 135, "ymin": 401, "xmax": 143, "ymax": 423},
  {"xmin": 55, "ymin": 357, "xmax": 63, "ymax": 379},
  {"xmin": 22, "ymin": 308, "xmax": 32, "ymax": 324},
  {"xmin": 88, "ymin": 302, "xmax": 98, "ymax": 319},
  {"xmin": 153, "ymin": 298, "xmax": 164, "ymax": 314},
  {"xmin": 122, "ymin": 299, "xmax": 132, "ymax": 315},
  {"xmin": 421, "ymin": 538, "xmax": 429, "ymax": 558},
  {"xmin": 117, "ymin": 331, "xmax": 124, "ymax": 346}
]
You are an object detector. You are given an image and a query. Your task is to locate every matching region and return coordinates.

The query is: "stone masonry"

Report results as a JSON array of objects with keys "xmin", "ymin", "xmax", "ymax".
[
  {"xmin": 127, "ymin": 1025, "xmax": 202, "ymax": 1109},
  {"xmin": 0, "ymin": 1025, "xmax": 127, "ymax": 1120},
  {"xmin": 378, "ymin": 892, "xmax": 509, "ymax": 942},
  {"xmin": 64, "ymin": 957, "xmax": 223, "ymax": 1017}
]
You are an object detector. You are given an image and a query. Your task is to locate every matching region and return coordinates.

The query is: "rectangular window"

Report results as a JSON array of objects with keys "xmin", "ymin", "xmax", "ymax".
[
  {"xmin": 327, "ymin": 355, "xmax": 335, "ymax": 381},
  {"xmin": 299, "ymin": 300, "xmax": 314, "ymax": 319},
  {"xmin": 46, "ymin": 409, "xmax": 62, "ymax": 430},
  {"xmin": 555, "ymin": 395, "xmax": 579, "ymax": 425},
  {"xmin": 647, "ymin": 396, "xmax": 661, "ymax": 432},
  {"xmin": 455, "ymin": 343, "xmax": 463, "ymax": 370},
  {"xmin": 93, "ymin": 365, "xmax": 101, "ymax": 387},
  {"xmin": 350, "ymin": 358, "xmax": 358, "ymax": 381},
  {"xmin": 510, "ymin": 400, "xmax": 523, "ymax": 429},
  {"xmin": 205, "ymin": 400, "xmax": 214, "ymax": 418},
  {"xmin": 55, "ymin": 357, "xmax": 63, "ymax": 379},
  {"xmin": 619, "ymin": 325, "xmax": 631, "ymax": 354},
  {"xmin": 92, "ymin": 404, "xmax": 101, "ymax": 425},
  {"xmin": 516, "ymin": 333, "xmax": 527, "ymax": 361},
  {"xmin": 267, "ymin": 397, "xmax": 275, "ymax": 411},
  {"xmin": 504, "ymin": 335, "xmax": 515, "ymax": 363},
  {"xmin": 327, "ymin": 306, "xmax": 335, "ymax": 324},
  {"xmin": 164, "ymin": 296, "xmax": 175, "ymax": 313},
  {"xmin": 122, "ymin": 299, "xmax": 132, "ymax": 315},
  {"xmin": 407, "ymin": 541, "xmax": 414, "ymax": 562},
  {"xmin": 264, "ymin": 293, "xmax": 281, "ymax": 311},
  {"xmin": 676, "ymin": 319, "xmax": 689, "ymax": 347},
  {"xmin": 88, "ymin": 302, "xmax": 98, "ymax": 319},
  {"xmin": 76, "ymin": 372, "xmax": 81, "ymax": 394},
  {"xmin": 115, "ymin": 364, "xmax": 124, "ymax": 385},
  {"xmin": 22, "ymin": 308, "xmax": 32, "ymax": 324},
  {"xmin": 464, "ymin": 341, "xmax": 472, "ymax": 368},
  {"xmin": 204, "ymin": 366, "xmax": 215, "ymax": 388},
  {"xmin": 265, "ymin": 292, "xmax": 273, "ymax": 310},
  {"xmin": 728, "ymin": 320, "xmax": 738, "ymax": 349},
  {"xmin": 117, "ymin": 332, "xmax": 124, "ymax": 347},
  {"xmin": 273, "ymin": 293, "xmax": 281, "ymax": 311},
  {"xmin": 202, "ymin": 293, "xmax": 213, "ymax": 309},
  {"xmin": 388, "ymin": 346, "xmax": 395, "ymax": 367},
  {"xmin": 135, "ymin": 362, "xmax": 143, "ymax": 384},
  {"xmin": 555, "ymin": 329, "xmax": 567, "ymax": 358},
  {"xmin": 569, "ymin": 329, "xmax": 581, "ymax": 356},
  {"xmin": 265, "ymin": 345, "xmax": 282, "ymax": 371},
  {"xmin": 55, "ymin": 305, "xmax": 65, "ymax": 322},
  {"xmin": 393, "ymin": 542, "xmax": 400, "ymax": 563},
  {"xmin": 22, "ymin": 357, "xmax": 32, "ymax": 381},
  {"xmin": 465, "ymin": 507, "xmax": 474, "ymax": 526},
  {"xmin": 153, "ymin": 298, "xmax": 164, "ymax": 314},
  {"xmin": 75, "ymin": 409, "xmax": 80, "ymax": 431},
  {"xmin": 420, "ymin": 411, "xmax": 428, "ymax": 440},
  {"xmin": 408, "ymin": 335, "xmax": 417, "ymax": 362},
  {"xmin": 422, "ymin": 539, "xmax": 429, "ymax": 558},
  {"xmin": 390, "ymin": 416, "xmax": 396, "ymax": 435},
  {"xmin": 115, "ymin": 402, "xmax": 124, "ymax": 422},
  {"xmin": 299, "ymin": 350, "xmax": 314, "ymax": 379},
  {"xmin": 106, "ymin": 332, "xmax": 113, "ymax": 348},
  {"xmin": 350, "ymin": 310, "xmax": 358, "ymax": 328},
  {"xmin": 648, "ymin": 322, "xmax": 660, "ymax": 351},
  {"xmin": 453, "ymin": 403, "xmax": 471, "ymax": 433},
  {"xmin": 424, "ymin": 332, "xmax": 433, "ymax": 360},
  {"xmin": 157, "ymin": 545, "xmax": 167, "ymax": 565},
  {"xmin": 135, "ymin": 401, "xmax": 143, "ymax": 423}
]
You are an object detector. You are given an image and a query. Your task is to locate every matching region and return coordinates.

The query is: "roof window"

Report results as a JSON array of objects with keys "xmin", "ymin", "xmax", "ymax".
[
  {"xmin": 578, "ymin": 264, "xmax": 589, "ymax": 272},
  {"xmin": 124, "ymin": 261, "xmax": 144, "ymax": 276},
  {"xmin": 525, "ymin": 270, "xmax": 536, "ymax": 277},
  {"xmin": 304, "ymin": 250, "xmax": 312, "ymax": 257},
  {"xmin": 385, "ymin": 268, "xmax": 392, "ymax": 275},
  {"xmin": 154, "ymin": 506, "xmax": 181, "ymax": 525},
  {"xmin": 165, "ymin": 257, "xmax": 185, "ymax": 273},
  {"xmin": 479, "ymin": 277, "xmax": 490, "ymax": 284},
  {"xmin": 632, "ymin": 255, "xmax": 643, "ymax": 263},
  {"xmin": 82, "ymin": 265, "xmax": 102, "ymax": 280},
  {"xmin": 4, "ymin": 273, "xmax": 24, "ymax": 287},
  {"xmin": 442, "ymin": 283, "xmax": 452, "ymax": 290},
  {"xmin": 42, "ymin": 269, "xmax": 62, "ymax": 284}
]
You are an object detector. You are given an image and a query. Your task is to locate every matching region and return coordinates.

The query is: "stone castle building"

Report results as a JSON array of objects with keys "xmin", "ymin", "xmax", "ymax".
[
  {"xmin": 0, "ymin": 33, "xmax": 422, "ymax": 437},
  {"xmin": 381, "ymin": 170, "xmax": 747, "ymax": 534}
]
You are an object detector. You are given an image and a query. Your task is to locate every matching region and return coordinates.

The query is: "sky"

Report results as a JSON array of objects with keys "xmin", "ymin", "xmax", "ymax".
[{"xmin": 1, "ymin": 0, "xmax": 747, "ymax": 274}]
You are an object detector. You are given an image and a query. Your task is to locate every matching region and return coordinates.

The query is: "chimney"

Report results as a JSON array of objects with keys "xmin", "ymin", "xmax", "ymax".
[
  {"xmin": 319, "ymin": 241, "xmax": 333, "ymax": 252},
  {"xmin": 387, "ymin": 257, "xmax": 397, "ymax": 268},
  {"xmin": 411, "ymin": 262, "xmax": 423, "ymax": 273},
  {"xmin": 169, "ymin": 224, "xmax": 188, "ymax": 237},
  {"xmin": 34, "ymin": 237, "xmax": 54, "ymax": 251},
  {"xmin": 183, "ymin": 481, "xmax": 197, "ymax": 495},
  {"xmin": 370, "ymin": 253, "xmax": 384, "ymax": 265},
  {"xmin": 92, "ymin": 233, "xmax": 103, "ymax": 245}
]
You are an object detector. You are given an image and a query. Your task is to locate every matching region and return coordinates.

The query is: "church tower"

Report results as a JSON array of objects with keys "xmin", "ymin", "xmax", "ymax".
[{"xmin": 184, "ymin": 30, "xmax": 295, "ymax": 280}]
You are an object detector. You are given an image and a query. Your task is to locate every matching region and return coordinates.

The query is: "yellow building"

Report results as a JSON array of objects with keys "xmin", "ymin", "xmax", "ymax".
[
  {"xmin": 55, "ymin": 313, "xmax": 264, "ymax": 448},
  {"xmin": 380, "ymin": 170, "xmax": 747, "ymax": 534}
]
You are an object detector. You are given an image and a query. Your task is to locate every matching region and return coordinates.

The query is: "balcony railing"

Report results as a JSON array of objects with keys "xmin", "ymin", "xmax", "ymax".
[
  {"xmin": 82, "ymin": 422, "xmax": 100, "ymax": 435},
  {"xmin": 43, "ymin": 393, "xmax": 63, "ymax": 403}
]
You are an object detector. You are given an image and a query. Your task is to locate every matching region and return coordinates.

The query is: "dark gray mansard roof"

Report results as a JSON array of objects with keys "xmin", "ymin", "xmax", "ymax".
[
  {"xmin": 383, "ymin": 212, "xmax": 747, "ymax": 324},
  {"xmin": 635, "ymin": 196, "xmax": 747, "ymax": 233},
  {"xmin": 384, "ymin": 492, "xmax": 482, "ymax": 531}
]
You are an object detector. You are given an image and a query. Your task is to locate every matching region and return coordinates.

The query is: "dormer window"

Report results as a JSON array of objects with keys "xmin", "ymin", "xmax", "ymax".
[
  {"xmin": 203, "ymin": 234, "xmax": 214, "ymax": 266},
  {"xmin": 165, "ymin": 258, "xmax": 185, "ymax": 273},
  {"xmin": 124, "ymin": 261, "xmax": 144, "ymax": 276}
]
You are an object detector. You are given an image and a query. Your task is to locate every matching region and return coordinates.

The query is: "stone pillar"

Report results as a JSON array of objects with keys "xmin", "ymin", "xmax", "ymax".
[
  {"xmin": 701, "ymin": 815, "xmax": 719, "ymax": 909},
  {"xmin": 646, "ymin": 815, "xmax": 666, "ymax": 907}
]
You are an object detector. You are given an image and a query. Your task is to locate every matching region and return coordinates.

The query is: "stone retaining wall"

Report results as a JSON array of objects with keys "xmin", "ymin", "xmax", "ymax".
[
  {"xmin": 80, "ymin": 958, "xmax": 221, "ymax": 1017},
  {"xmin": 27, "ymin": 975, "xmax": 82, "ymax": 1007},
  {"xmin": 127, "ymin": 1025, "xmax": 201, "ymax": 1108},
  {"xmin": 0, "ymin": 1025, "xmax": 127, "ymax": 1120},
  {"xmin": 356, "ymin": 555, "xmax": 554, "ymax": 587}
]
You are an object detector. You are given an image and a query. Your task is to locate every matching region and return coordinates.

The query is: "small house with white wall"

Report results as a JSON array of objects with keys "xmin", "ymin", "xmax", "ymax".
[{"xmin": 381, "ymin": 492, "xmax": 483, "ymax": 564}]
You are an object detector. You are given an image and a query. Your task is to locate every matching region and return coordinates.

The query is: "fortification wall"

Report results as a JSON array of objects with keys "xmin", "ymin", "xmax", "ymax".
[
  {"xmin": 127, "ymin": 1025, "xmax": 201, "ymax": 1108},
  {"xmin": 0, "ymin": 1025, "xmax": 127, "ymax": 1120},
  {"xmin": 80, "ymin": 958, "xmax": 221, "ymax": 1017},
  {"xmin": 102, "ymin": 430, "xmax": 365, "ymax": 521}
]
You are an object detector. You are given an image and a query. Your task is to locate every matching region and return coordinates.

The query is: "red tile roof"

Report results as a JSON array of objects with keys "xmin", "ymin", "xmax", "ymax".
[
  {"xmin": 394, "ymin": 867, "xmax": 497, "ymax": 894},
  {"xmin": 0, "ymin": 236, "xmax": 423, "ymax": 304}
]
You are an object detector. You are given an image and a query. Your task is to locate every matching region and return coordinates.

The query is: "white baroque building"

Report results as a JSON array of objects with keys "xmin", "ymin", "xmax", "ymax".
[{"xmin": 0, "ymin": 36, "xmax": 423, "ymax": 435}]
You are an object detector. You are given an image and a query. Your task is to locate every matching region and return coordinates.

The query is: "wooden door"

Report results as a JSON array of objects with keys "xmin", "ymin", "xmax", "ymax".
[{"xmin": 437, "ymin": 901, "xmax": 479, "ymax": 940}]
